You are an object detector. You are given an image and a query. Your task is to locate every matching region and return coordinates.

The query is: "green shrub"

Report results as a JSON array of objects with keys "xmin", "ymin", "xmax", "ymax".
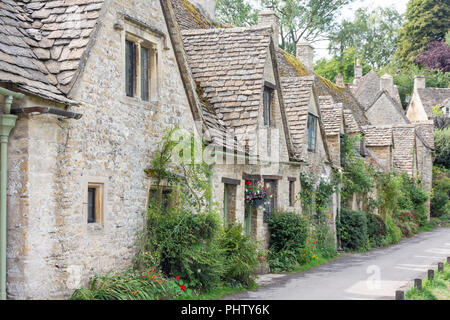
[
  {"xmin": 70, "ymin": 269, "xmax": 185, "ymax": 300},
  {"xmin": 338, "ymin": 209, "xmax": 368, "ymax": 251},
  {"xmin": 366, "ymin": 213, "xmax": 386, "ymax": 247},
  {"xmin": 431, "ymin": 167, "xmax": 450, "ymax": 218},
  {"xmin": 219, "ymin": 224, "xmax": 259, "ymax": 286},
  {"xmin": 384, "ymin": 216, "xmax": 403, "ymax": 244},
  {"xmin": 268, "ymin": 211, "xmax": 308, "ymax": 252},
  {"xmin": 149, "ymin": 209, "xmax": 225, "ymax": 291}
]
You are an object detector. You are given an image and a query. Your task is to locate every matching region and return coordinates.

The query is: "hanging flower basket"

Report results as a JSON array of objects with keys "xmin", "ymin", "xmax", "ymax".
[{"xmin": 245, "ymin": 180, "xmax": 271, "ymax": 207}]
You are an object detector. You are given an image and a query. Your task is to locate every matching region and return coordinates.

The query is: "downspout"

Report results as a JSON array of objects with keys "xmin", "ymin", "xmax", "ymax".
[{"xmin": 0, "ymin": 87, "xmax": 25, "ymax": 300}]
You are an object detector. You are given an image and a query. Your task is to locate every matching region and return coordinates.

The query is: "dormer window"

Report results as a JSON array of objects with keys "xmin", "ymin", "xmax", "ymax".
[
  {"xmin": 307, "ymin": 112, "xmax": 318, "ymax": 152},
  {"xmin": 263, "ymin": 82, "xmax": 275, "ymax": 126}
]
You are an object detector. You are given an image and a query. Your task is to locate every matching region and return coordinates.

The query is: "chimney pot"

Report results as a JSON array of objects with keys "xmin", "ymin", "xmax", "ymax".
[
  {"xmin": 336, "ymin": 73, "xmax": 344, "ymax": 87},
  {"xmin": 258, "ymin": 9, "xmax": 280, "ymax": 48},
  {"xmin": 296, "ymin": 39, "xmax": 314, "ymax": 72},
  {"xmin": 380, "ymin": 73, "xmax": 394, "ymax": 93},
  {"xmin": 414, "ymin": 75, "xmax": 426, "ymax": 90}
]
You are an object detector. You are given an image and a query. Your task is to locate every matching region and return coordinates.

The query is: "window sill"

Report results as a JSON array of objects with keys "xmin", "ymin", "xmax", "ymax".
[
  {"xmin": 87, "ymin": 222, "xmax": 104, "ymax": 234},
  {"xmin": 121, "ymin": 96, "xmax": 160, "ymax": 108}
]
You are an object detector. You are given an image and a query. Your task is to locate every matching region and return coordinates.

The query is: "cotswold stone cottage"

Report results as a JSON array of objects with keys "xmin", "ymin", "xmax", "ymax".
[{"xmin": 0, "ymin": 0, "xmax": 433, "ymax": 300}]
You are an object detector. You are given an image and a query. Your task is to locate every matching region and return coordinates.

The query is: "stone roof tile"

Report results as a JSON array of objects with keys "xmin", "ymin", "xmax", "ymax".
[
  {"xmin": 362, "ymin": 125, "xmax": 393, "ymax": 147},
  {"xmin": 417, "ymin": 87, "xmax": 450, "ymax": 119},
  {"xmin": 318, "ymin": 95, "xmax": 342, "ymax": 136}
]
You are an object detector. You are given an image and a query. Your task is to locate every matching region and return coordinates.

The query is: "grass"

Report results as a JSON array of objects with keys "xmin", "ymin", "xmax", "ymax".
[
  {"xmin": 406, "ymin": 262, "xmax": 450, "ymax": 300},
  {"xmin": 176, "ymin": 282, "xmax": 259, "ymax": 300}
]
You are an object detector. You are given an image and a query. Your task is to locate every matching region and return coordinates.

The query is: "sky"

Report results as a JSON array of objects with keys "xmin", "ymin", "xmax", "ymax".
[{"xmin": 247, "ymin": 0, "xmax": 409, "ymax": 60}]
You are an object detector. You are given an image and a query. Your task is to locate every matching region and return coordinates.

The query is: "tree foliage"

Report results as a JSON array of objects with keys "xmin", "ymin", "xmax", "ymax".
[
  {"xmin": 328, "ymin": 7, "xmax": 403, "ymax": 69},
  {"xmin": 216, "ymin": 0, "xmax": 258, "ymax": 27},
  {"xmin": 434, "ymin": 127, "xmax": 450, "ymax": 169},
  {"xmin": 415, "ymin": 41, "xmax": 450, "ymax": 73},
  {"xmin": 314, "ymin": 47, "xmax": 371, "ymax": 83},
  {"xmin": 260, "ymin": 0, "xmax": 355, "ymax": 53},
  {"xmin": 396, "ymin": 0, "xmax": 450, "ymax": 65}
]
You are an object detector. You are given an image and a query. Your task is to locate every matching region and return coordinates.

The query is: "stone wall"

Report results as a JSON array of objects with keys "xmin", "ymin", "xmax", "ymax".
[{"xmin": 366, "ymin": 93, "xmax": 407, "ymax": 126}]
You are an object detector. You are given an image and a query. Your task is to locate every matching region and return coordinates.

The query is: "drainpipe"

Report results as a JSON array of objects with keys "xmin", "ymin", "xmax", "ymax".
[{"xmin": 0, "ymin": 87, "xmax": 24, "ymax": 300}]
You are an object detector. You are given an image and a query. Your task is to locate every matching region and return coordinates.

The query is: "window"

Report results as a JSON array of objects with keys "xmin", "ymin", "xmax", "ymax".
[
  {"xmin": 307, "ymin": 113, "xmax": 317, "ymax": 152},
  {"xmin": 263, "ymin": 180, "xmax": 277, "ymax": 222},
  {"xmin": 87, "ymin": 183, "xmax": 103, "ymax": 224},
  {"xmin": 263, "ymin": 86, "xmax": 273, "ymax": 126},
  {"xmin": 125, "ymin": 36, "xmax": 155, "ymax": 101},
  {"xmin": 148, "ymin": 187, "xmax": 173, "ymax": 212},
  {"xmin": 289, "ymin": 180, "xmax": 295, "ymax": 207},
  {"xmin": 340, "ymin": 133, "xmax": 345, "ymax": 167}
]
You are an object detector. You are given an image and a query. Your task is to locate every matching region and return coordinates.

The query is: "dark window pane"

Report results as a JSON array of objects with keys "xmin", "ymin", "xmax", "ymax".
[
  {"xmin": 289, "ymin": 181, "xmax": 294, "ymax": 207},
  {"xmin": 307, "ymin": 114, "xmax": 316, "ymax": 151},
  {"xmin": 125, "ymin": 40, "xmax": 136, "ymax": 97},
  {"xmin": 141, "ymin": 47, "xmax": 150, "ymax": 101},
  {"xmin": 263, "ymin": 87, "xmax": 272, "ymax": 126},
  {"xmin": 88, "ymin": 188, "xmax": 96, "ymax": 223}
]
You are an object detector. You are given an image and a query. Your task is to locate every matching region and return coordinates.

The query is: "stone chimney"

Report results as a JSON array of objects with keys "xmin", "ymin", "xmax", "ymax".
[
  {"xmin": 380, "ymin": 73, "xmax": 394, "ymax": 93},
  {"xmin": 336, "ymin": 73, "xmax": 344, "ymax": 87},
  {"xmin": 258, "ymin": 9, "xmax": 280, "ymax": 48},
  {"xmin": 353, "ymin": 59, "xmax": 362, "ymax": 84},
  {"xmin": 414, "ymin": 75, "xmax": 426, "ymax": 91},
  {"xmin": 296, "ymin": 39, "xmax": 314, "ymax": 72},
  {"xmin": 190, "ymin": 0, "xmax": 217, "ymax": 20}
]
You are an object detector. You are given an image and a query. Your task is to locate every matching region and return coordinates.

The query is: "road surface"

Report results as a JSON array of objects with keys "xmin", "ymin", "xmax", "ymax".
[{"xmin": 227, "ymin": 228, "xmax": 450, "ymax": 300}]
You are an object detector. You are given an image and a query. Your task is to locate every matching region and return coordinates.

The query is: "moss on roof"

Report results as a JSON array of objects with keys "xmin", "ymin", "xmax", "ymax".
[
  {"xmin": 182, "ymin": 0, "xmax": 211, "ymax": 28},
  {"xmin": 281, "ymin": 49, "xmax": 310, "ymax": 77}
]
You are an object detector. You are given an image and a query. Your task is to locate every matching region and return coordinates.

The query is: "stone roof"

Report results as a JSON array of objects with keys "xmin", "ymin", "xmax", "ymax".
[
  {"xmin": 171, "ymin": 0, "xmax": 216, "ymax": 30},
  {"xmin": 181, "ymin": 26, "xmax": 272, "ymax": 145},
  {"xmin": 343, "ymin": 109, "xmax": 362, "ymax": 134},
  {"xmin": 417, "ymin": 87, "xmax": 450, "ymax": 119},
  {"xmin": 413, "ymin": 121, "xmax": 435, "ymax": 150},
  {"xmin": 392, "ymin": 125, "xmax": 416, "ymax": 176},
  {"xmin": 318, "ymin": 95, "xmax": 343, "ymax": 136},
  {"xmin": 0, "ymin": 0, "xmax": 74, "ymax": 103},
  {"xmin": 281, "ymin": 76, "xmax": 314, "ymax": 153},
  {"xmin": 362, "ymin": 125, "xmax": 393, "ymax": 147},
  {"xmin": 353, "ymin": 70, "xmax": 380, "ymax": 108}
]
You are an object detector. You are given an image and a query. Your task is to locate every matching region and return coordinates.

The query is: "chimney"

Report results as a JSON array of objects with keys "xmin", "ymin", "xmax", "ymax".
[
  {"xmin": 336, "ymin": 73, "xmax": 344, "ymax": 87},
  {"xmin": 258, "ymin": 9, "xmax": 280, "ymax": 48},
  {"xmin": 380, "ymin": 73, "xmax": 394, "ymax": 93},
  {"xmin": 296, "ymin": 39, "xmax": 314, "ymax": 72},
  {"xmin": 414, "ymin": 75, "xmax": 426, "ymax": 90},
  {"xmin": 190, "ymin": 0, "xmax": 217, "ymax": 20},
  {"xmin": 354, "ymin": 59, "xmax": 362, "ymax": 84}
]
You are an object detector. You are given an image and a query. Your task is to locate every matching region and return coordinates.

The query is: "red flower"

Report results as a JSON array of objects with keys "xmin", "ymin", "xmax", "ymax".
[
  {"xmin": 176, "ymin": 276, "xmax": 180, "ymax": 280},
  {"xmin": 313, "ymin": 241, "xmax": 316, "ymax": 244},
  {"xmin": 179, "ymin": 285, "xmax": 187, "ymax": 291},
  {"xmin": 131, "ymin": 291, "xmax": 135, "ymax": 295},
  {"xmin": 246, "ymin": 180, "xmax": 251, "ymax": 185}
]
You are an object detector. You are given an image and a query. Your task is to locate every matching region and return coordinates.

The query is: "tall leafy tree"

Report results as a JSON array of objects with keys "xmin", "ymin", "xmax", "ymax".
[
  {"xmin": 415, "ymin": 41, "xmax": 450, "ymax": 73},
  {"xmin": 328, "ymin": 7, "xmax": 403, "ymax": 69},
  {"xmin": 216, "ymin": 0, "xmax": 258, "ymax": 27},
  {"xmin": 396, "ymin": 0, "xmax": 450, "ymax": 65},
  {"xmin": 314, "ymin": 47, "xmax": 371, "ymax": 83},
  {"xmin": 261, "ymin": 0, "xmax": 354, "ymax": 53}
]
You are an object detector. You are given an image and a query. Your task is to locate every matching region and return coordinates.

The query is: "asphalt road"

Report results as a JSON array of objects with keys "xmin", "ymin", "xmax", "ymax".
[{"xmin": 227, "ymin": 228, "xmax": 450, "ymax": 300}]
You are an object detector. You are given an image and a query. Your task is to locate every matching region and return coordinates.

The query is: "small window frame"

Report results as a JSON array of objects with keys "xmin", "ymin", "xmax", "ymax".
[
  {"xmin": 307, "ymin": 112, "xmax": 318, "ymax": 152},
  {"xmin": 263, "ymin": 85, "xmax": 274, "ymax": 127},
  {"xmin": 87, "ymin": 183, "xmax": 104, "ymax": 225}
]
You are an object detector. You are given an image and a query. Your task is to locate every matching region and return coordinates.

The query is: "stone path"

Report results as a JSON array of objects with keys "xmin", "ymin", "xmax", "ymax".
[{"xmin": 226, "ymin": 228, "xmax": 450, "ymax": 300}]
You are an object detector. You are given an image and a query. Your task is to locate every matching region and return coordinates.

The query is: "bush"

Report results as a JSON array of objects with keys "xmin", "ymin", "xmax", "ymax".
[
  {"xmin": 149, "ymin": 209, "xmax": 225, "ymax": 291},
  {"xmin": 431, "ymin": 166, "xmax": 450, "ymax": 218},
  {"xmin": 384, "ymin": 216, "xmax": 403, "ymax": 244},
  {"xmin": 434, "ymin": 128, "xmax": 450, "ymax": 169},
  {"xmin": 267, "ymin": 211, "xmax": 309, "ymax": 271},
  {"xmin": 366, "ymin": 213, "xmax": 386, "ymax": 247},
  {"xmin": 338, "ymin": 209, "xmax": 368, "ymax": 251},
  {"xmin": 219, "ymin": 224, "xmax": 259, "ymax": 286},
  {"xmin": 71, "ymin": 269, "xmax": 186, "ymax": 300},
  {"xmin": 268, "ymin": 211, "xmax": 309, "ymax": 252}
]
